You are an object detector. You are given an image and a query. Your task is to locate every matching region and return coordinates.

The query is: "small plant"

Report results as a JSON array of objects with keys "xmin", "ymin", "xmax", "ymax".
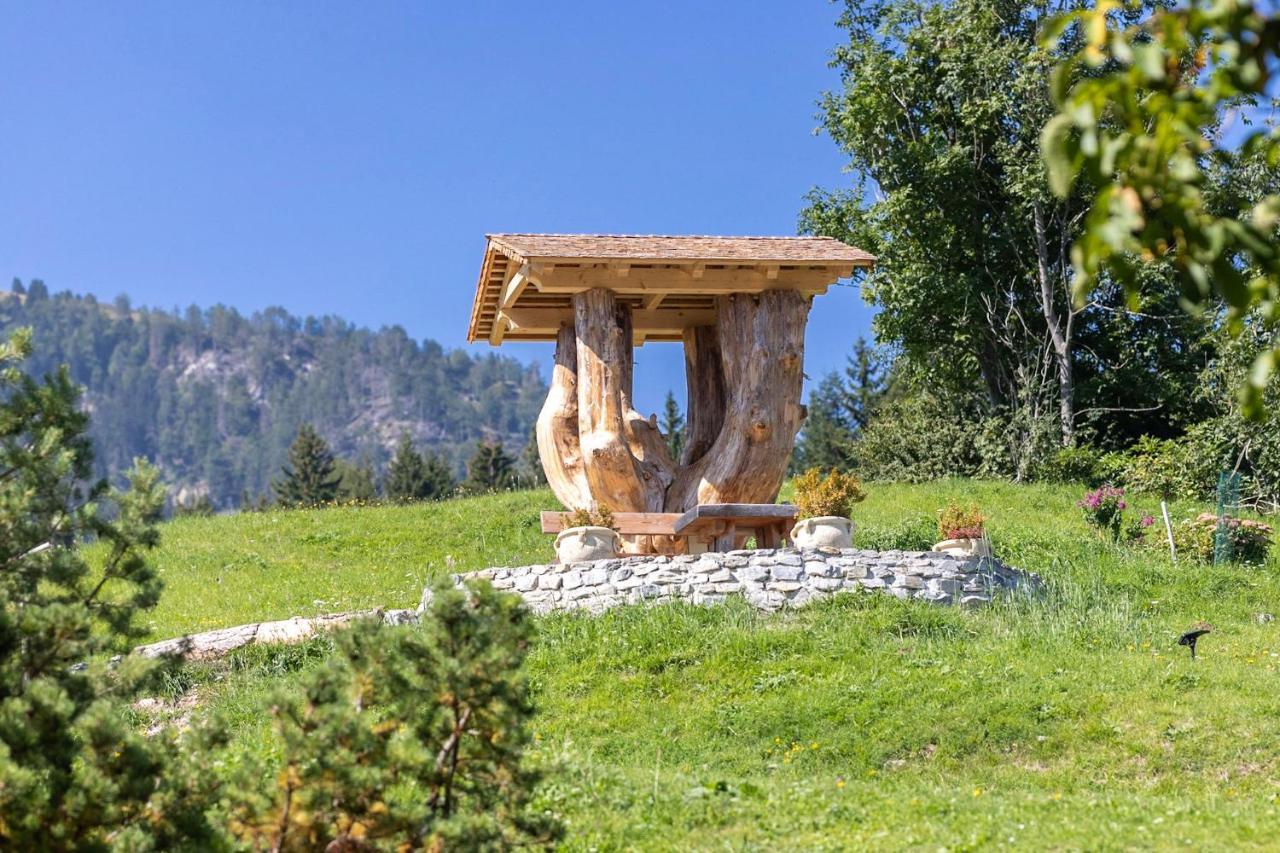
[
  {"xmin": 560, "ymin": 505, "xmax": 616, "ymax": 530},
  {"xmin": 792, "ymin": 468, "xmax": 866, "ymax": 519},
  {"xmin": 938, "ymin": 502, "xmax": 985, "ymax": 540},
  {"xmin": 1078, "ymin": 485, "xmax": 1128, "ymax": 541},
  {"xmin": 1171, "ymin": 513, "xmax": 1274, "ymax": 565}
]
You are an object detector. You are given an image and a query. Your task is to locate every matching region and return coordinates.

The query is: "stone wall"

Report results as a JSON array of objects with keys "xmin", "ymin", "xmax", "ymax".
[{"xmin": 457, "ymin": 547, "xmax": 1038, "ymax": 616}]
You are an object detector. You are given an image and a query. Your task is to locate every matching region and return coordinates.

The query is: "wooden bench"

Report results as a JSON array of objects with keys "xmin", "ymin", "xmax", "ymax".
[{"xmin": 540, "ymin": 504, "xmax": 798, "ymax": 554}]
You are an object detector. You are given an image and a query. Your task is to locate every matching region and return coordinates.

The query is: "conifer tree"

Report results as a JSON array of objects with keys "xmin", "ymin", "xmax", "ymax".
[
  {"xmin": 385, "ymin": 432, "xmax": 455, "ymax": 502},
  {"xmin": 517, "ymin": 430, "xmax": 547, "ymax": 488},
  {"xmin": 274, "ymin": 424, "xmax": 340, "ymax": 507},
  {"xmin": 0, "ymin": 328, "xmax": 214, "ymax": 847},
  {"xmin": 336, "ymin": 454, "xmax": 378, "ymax": 502},
  {"xmin": 224, "ymin": 581, "xmax": 561, "ymax": 848},
  {"xmin": 660, "ymin": 390, "xmax": 685, "ymax": 461},
  {"xmin": 462, "ymin": 440, "xmax": 516, "ymax": 494}
]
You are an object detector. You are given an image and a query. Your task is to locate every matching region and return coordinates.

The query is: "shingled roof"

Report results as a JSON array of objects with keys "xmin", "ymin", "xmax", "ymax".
[
  {"xmin": 468, "ymin": 234, "xmax": 874, "ymax": 345},
  {"xmin": 485, "ymin": 234, "xmax": 875, "ymax": 265}
]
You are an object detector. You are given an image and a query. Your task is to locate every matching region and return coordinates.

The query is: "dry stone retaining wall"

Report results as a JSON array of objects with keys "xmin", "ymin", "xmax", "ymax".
[{"xmin": 457, "ymin": 547, "xmax": 1038, "ymax": 615}]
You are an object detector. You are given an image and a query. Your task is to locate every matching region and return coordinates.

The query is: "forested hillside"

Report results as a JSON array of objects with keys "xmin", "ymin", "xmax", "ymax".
[{"xmin": 0, "ymin": 281, "xmax": 546, "ymax": 507}]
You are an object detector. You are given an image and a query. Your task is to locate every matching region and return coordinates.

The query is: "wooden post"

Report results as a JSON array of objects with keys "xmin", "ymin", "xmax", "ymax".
[
  {"xmin": 535, "ymin": 323, "xmax": 591, "ymax": 511},
  {"xmin": 535, "ymin": 288, "xmax": 810, "ymax": 547},
  {"xmin": 664, "ymin": 291, "xmax": 810, "ymax": 512},
  {"xmin": 574, "ymin": 289, "xmax": 668, "ymax": 514},
  {"xmin": 681, "ymin": 325, "xmax": 726, "ymax": 466}
]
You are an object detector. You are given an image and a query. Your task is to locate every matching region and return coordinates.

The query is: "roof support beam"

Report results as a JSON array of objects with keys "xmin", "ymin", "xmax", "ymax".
[
  {"xmin": 525, "ymin": 266, "xmax": 837, "ymax": 295},
  {"xmin": 499, "ymin": 263, "xmax": 530, "ymax": 309},
  {"xmin": 503, "ymin": 307, "xmax": 715, "ymax": 337}
]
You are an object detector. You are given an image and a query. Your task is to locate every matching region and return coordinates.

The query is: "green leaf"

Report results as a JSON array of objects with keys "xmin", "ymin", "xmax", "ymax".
[{"xmin": 1041, "ymin": 113, "xmax": 1079, "ymax": 198}]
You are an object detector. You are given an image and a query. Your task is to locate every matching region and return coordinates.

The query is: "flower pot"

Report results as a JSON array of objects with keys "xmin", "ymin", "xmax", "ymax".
[
  {"xmin": 789, "ymin": 516, "xmax": 854, "ymax": 549},
  {"xmin": 932, "ymin": 537, "xmax": 991, "ymax": 558},
  {"xmin": 554, "ymin": 526, "xmax": 621, "ymax": 564}
]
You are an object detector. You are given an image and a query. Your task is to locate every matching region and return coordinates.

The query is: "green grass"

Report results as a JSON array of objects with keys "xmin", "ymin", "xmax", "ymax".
[{"xmin": 136, "ymin": 481, "xmax": 1280, "ymax": 849}]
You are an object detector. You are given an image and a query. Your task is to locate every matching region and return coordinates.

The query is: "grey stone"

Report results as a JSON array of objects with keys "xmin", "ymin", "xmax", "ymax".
[
  {"xmin": 739, "ymin": 564, "xmax": 770, "ymax": 583},
  {"xmin": 537, "ymin": 574, "xmax": 563, "ymax": 590},
  {"xmin": 775, "ymin": 553, "xmax": 804, "ymax": 567},
  {"xmin": 768, "ymin": 580, "xmax": 803, "ymax": 592},
  {"xmin": 610, "ymin": 567, "xmax": 633, "ymax": 583},
  {"xmin": 859, "ymin": 577, "xmax": 887, "ymax": 589},
  {"xmin": 586, "ymin": 568, "xmax": 610, "ymax": 585},
  {"xmin": 772, "ymin": 565, "xmax": 804, "ymax": 582},
  {"xmin": 892, "ymin": 574, "xmax": 924, "ymax": 590},
  {"xmin": 614, "ymin": 575, "xmax": 644, "ymax": 591},
  {"xmin": 514, "ymin": 575, "xmax": 538, "ymax": 592},
  {"xmin": 562, "ymin": 572, "xmax": 583, "ymax": 590}
]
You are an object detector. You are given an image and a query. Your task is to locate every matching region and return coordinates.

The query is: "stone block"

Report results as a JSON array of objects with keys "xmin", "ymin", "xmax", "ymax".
[
  {"xmin": 537, "ymin": 574, "xmax": 563, "ymax": 590},
  {"xmin": 772, "ymin": 565, "xmax": 804, "ymax": 582},
  {"xmin": 514, "ymin": 575, "xmax": 538, "ymax": 592}
]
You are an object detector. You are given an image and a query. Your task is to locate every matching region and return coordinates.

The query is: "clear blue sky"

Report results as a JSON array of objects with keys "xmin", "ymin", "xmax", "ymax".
[{"xmin": 0, "ymin": 1, "xmax": 875, "ymax": 416}]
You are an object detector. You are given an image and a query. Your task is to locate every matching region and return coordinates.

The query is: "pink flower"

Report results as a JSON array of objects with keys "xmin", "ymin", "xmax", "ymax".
[{"xmin": 1141, "ymin": 515, "xmax": 1155, "ymax": 528}]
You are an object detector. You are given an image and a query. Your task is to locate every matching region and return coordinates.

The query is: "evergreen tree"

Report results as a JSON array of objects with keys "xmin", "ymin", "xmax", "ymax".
[
  {"xmin": 274, "ymin": 424, "xmax": 340, "ymax": 507},
  {"xmin": 516, "ymin": 429, "xmax": 547, "ymax": 488},
  {"xmin": 841, "ymin": 337, "xmax": 888, "ymax": 430},
  {"xmin": 462, "ymin": 440, "xmax": 516, "ymax": 494},
  {"xmin": 223, "ymin": 581, "xmax": 561, "ymax": 848},
  {"xmin": 385, "ymin": 432, "xmax": 454, "ymax": 502},
  {"xmin": 792, "ymin": 372, "xmax": 857, "ymax": 472},
  {"xmin": 660, "ymin": 390, "xmax": 685, "ymax": 460},
  {"xmin": 9, "ymin": 278, "xmax": 24, "ymax": 295},
  {"xmin": 0, "ymin": 328, "xmax": 214, "ymax": 847},
  {"xmin": 336, "ymin": 454, "xmax": 378, "ymax": 502}
]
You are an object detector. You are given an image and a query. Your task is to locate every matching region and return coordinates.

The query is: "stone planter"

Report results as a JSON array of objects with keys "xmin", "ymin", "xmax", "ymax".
[
  {"xmin": 790, "ymin": 516, "xmax": 854, "ymax": 549},
  {"xmin": 554, "ymin": 526, "xmax": 621, "ymax": 564},
  {"xmin": 932, "ymin": 537, "xmax": 991, "ymax": 558}
]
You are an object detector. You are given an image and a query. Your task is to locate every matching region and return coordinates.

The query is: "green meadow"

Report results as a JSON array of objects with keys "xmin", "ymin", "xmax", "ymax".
[{"xmin": 137, "ymin": 481, "xmax": 1280, "ymax": 849}]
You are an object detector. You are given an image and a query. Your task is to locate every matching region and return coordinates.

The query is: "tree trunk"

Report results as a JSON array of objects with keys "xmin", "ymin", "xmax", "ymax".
[
  {"xmin": 535, "ymin": 323, "xmax": 591, "ymax": 510},
  {"xmin": 664, "ymin": 291, "xmax": 810, "ymax": 511},
  {"xmin": 681, "ymin": 325, "xmax": 727, "ymax": 466},
  {"xmin": 1033, "ymin": 203, "xmax": 1075, "ymax": 445},
  {"xmin": 574, "ymin": 289, "xmax": 668, "ymax": 513}
]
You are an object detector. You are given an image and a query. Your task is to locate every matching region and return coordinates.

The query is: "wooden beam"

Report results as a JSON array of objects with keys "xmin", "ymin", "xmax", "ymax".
[
  {"xmin": 502, "ymin": 307, "xmax": 715, "ymax": 335},
  {"xmin": 609, "ymin": 262, "xmax": 631, "ymax": 277},
  {"xmin": 526, "ymin": 266, "xmax": 837, "ymax": 295},
  {"xmin": 690, "ymin": 262, "xmax": 705, "ymax": 279},
  {"xmin": 499, "ymin": 263, "xmax": 530, "ymax": 309},
  {"xmin": 643, "ymin": 293, "xmax": 665, "ymax": 310},
  {"xmin": 761, "ymin": 264, "xmax": 780, "ymax": 280},
  {"xmin": 487, "ymin": 313, "xmax": 510, "ymax": 346}
]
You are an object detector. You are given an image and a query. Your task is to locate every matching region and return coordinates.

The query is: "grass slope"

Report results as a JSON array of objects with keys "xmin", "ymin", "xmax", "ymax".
[{"xmin": 141, "ymin": 481, "xmax": 1280, "ymax": 849}]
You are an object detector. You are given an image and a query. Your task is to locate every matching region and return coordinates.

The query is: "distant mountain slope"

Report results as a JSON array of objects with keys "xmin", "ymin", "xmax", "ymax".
[{"xmin": 0, "ymin": 281, "xmax": 547, "ymax": 507}]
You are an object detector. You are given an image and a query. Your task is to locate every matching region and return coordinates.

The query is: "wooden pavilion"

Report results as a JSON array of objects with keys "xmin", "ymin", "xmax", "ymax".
[{"xmin": 467, "ymin": 234, "xmax": 874, "ymax": 550}]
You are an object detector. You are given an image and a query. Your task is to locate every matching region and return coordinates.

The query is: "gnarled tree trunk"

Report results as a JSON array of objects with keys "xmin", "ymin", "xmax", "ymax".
[{"xmin": 536, "ymin": 287, "xmax": 810, "ymax": 551}]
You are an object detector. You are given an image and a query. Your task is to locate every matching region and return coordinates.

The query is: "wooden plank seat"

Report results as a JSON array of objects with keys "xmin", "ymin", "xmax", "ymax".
[
  {"xmin": 539, "ymin": 504, "xmax": 798, "ymax": 554},
  {"xmin": 672, "ymin": 503, "xmax": 799, "ymax": 552}
]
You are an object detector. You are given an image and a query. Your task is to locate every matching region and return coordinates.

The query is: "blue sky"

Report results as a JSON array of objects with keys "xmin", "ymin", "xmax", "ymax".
[{"xmin": 0, "ymin": 1, "xmax": 875, "ymax": 415}]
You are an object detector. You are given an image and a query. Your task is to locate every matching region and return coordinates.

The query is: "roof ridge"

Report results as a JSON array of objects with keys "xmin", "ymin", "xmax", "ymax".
[{"xmin": 487, "ymin": 233, "xmax": 844, "ymax": 240}]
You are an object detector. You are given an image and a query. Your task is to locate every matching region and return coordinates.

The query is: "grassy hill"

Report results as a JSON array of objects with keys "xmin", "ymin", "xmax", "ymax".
[{"xmin": 137, "ymin": 481, "xmax": 1280, "ymax": 849}]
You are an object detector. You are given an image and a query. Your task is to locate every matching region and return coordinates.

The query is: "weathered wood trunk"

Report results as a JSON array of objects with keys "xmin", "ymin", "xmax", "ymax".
[
  {"xmin": 681, "ymin": 325, "xmax": 726, "ymax": 466},
  {"xmin": 535, "ymin": 287, "xmax": 810, "ymax": 549},
  {"xmin": 535, "ymin": 323, "xmax": 591, "ymax": 511},
  {"xmin": 664, "ymin": 291, "xmax": 809, "ymax": 511}
]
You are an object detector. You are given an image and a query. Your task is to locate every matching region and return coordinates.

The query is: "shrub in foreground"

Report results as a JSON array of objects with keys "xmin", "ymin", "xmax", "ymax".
[{"xmin": 221, "ymin": 581, "xmax": 560, "ymax": 850}]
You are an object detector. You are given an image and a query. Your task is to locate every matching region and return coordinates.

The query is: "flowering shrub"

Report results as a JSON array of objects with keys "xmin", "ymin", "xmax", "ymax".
[
  {"xmin": 1078, "ymin": 485, "xmax": 1127, "ymax": 541},
  {"xmin": 938, "ymin": 502, "xmax": 985, "ymax": 540},
  {"xmin": 1171, "ymin": 513, "xmax": 1274, "ymax": 565},
  {"xmin": 792, "ymin": 468, "xmax": 866, "ymax": 519}
]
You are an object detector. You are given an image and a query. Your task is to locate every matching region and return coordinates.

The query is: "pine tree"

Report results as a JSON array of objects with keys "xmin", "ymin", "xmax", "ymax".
[
  {"xmin": 223, "ymin": 581, "xmax": 561, "ymax": 848},
  {"xmin": 336, "ymin": 454, "xmax": 378, "ymax": 502},
  {"xmin": 0, "ymin": 328, "xmax": 214, "ymax": 847},
  {"xmin": 386, "ymin": 432, "xmax": 455, "ymax": 502},
  {"xmin": 517, "ymin": 429, "xmax": 547, "ymax": 488},
  {"xmin": 792, "ymin": 373, "xmax": 857, "ymax": 472},
  {"xmin": 274, "ymin": 424, "xmax": 340, "ymax": 507},
  {"xmin": 842, "ymin": 337, "xmax": 888, "ymax": 430},
  {"xmin": 660, "ymin": 390, "xmax": 685, "ymax": 460},
  {"xmin": 462, "ymin": 440, "xmax": 516, "ymax": 494}
]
